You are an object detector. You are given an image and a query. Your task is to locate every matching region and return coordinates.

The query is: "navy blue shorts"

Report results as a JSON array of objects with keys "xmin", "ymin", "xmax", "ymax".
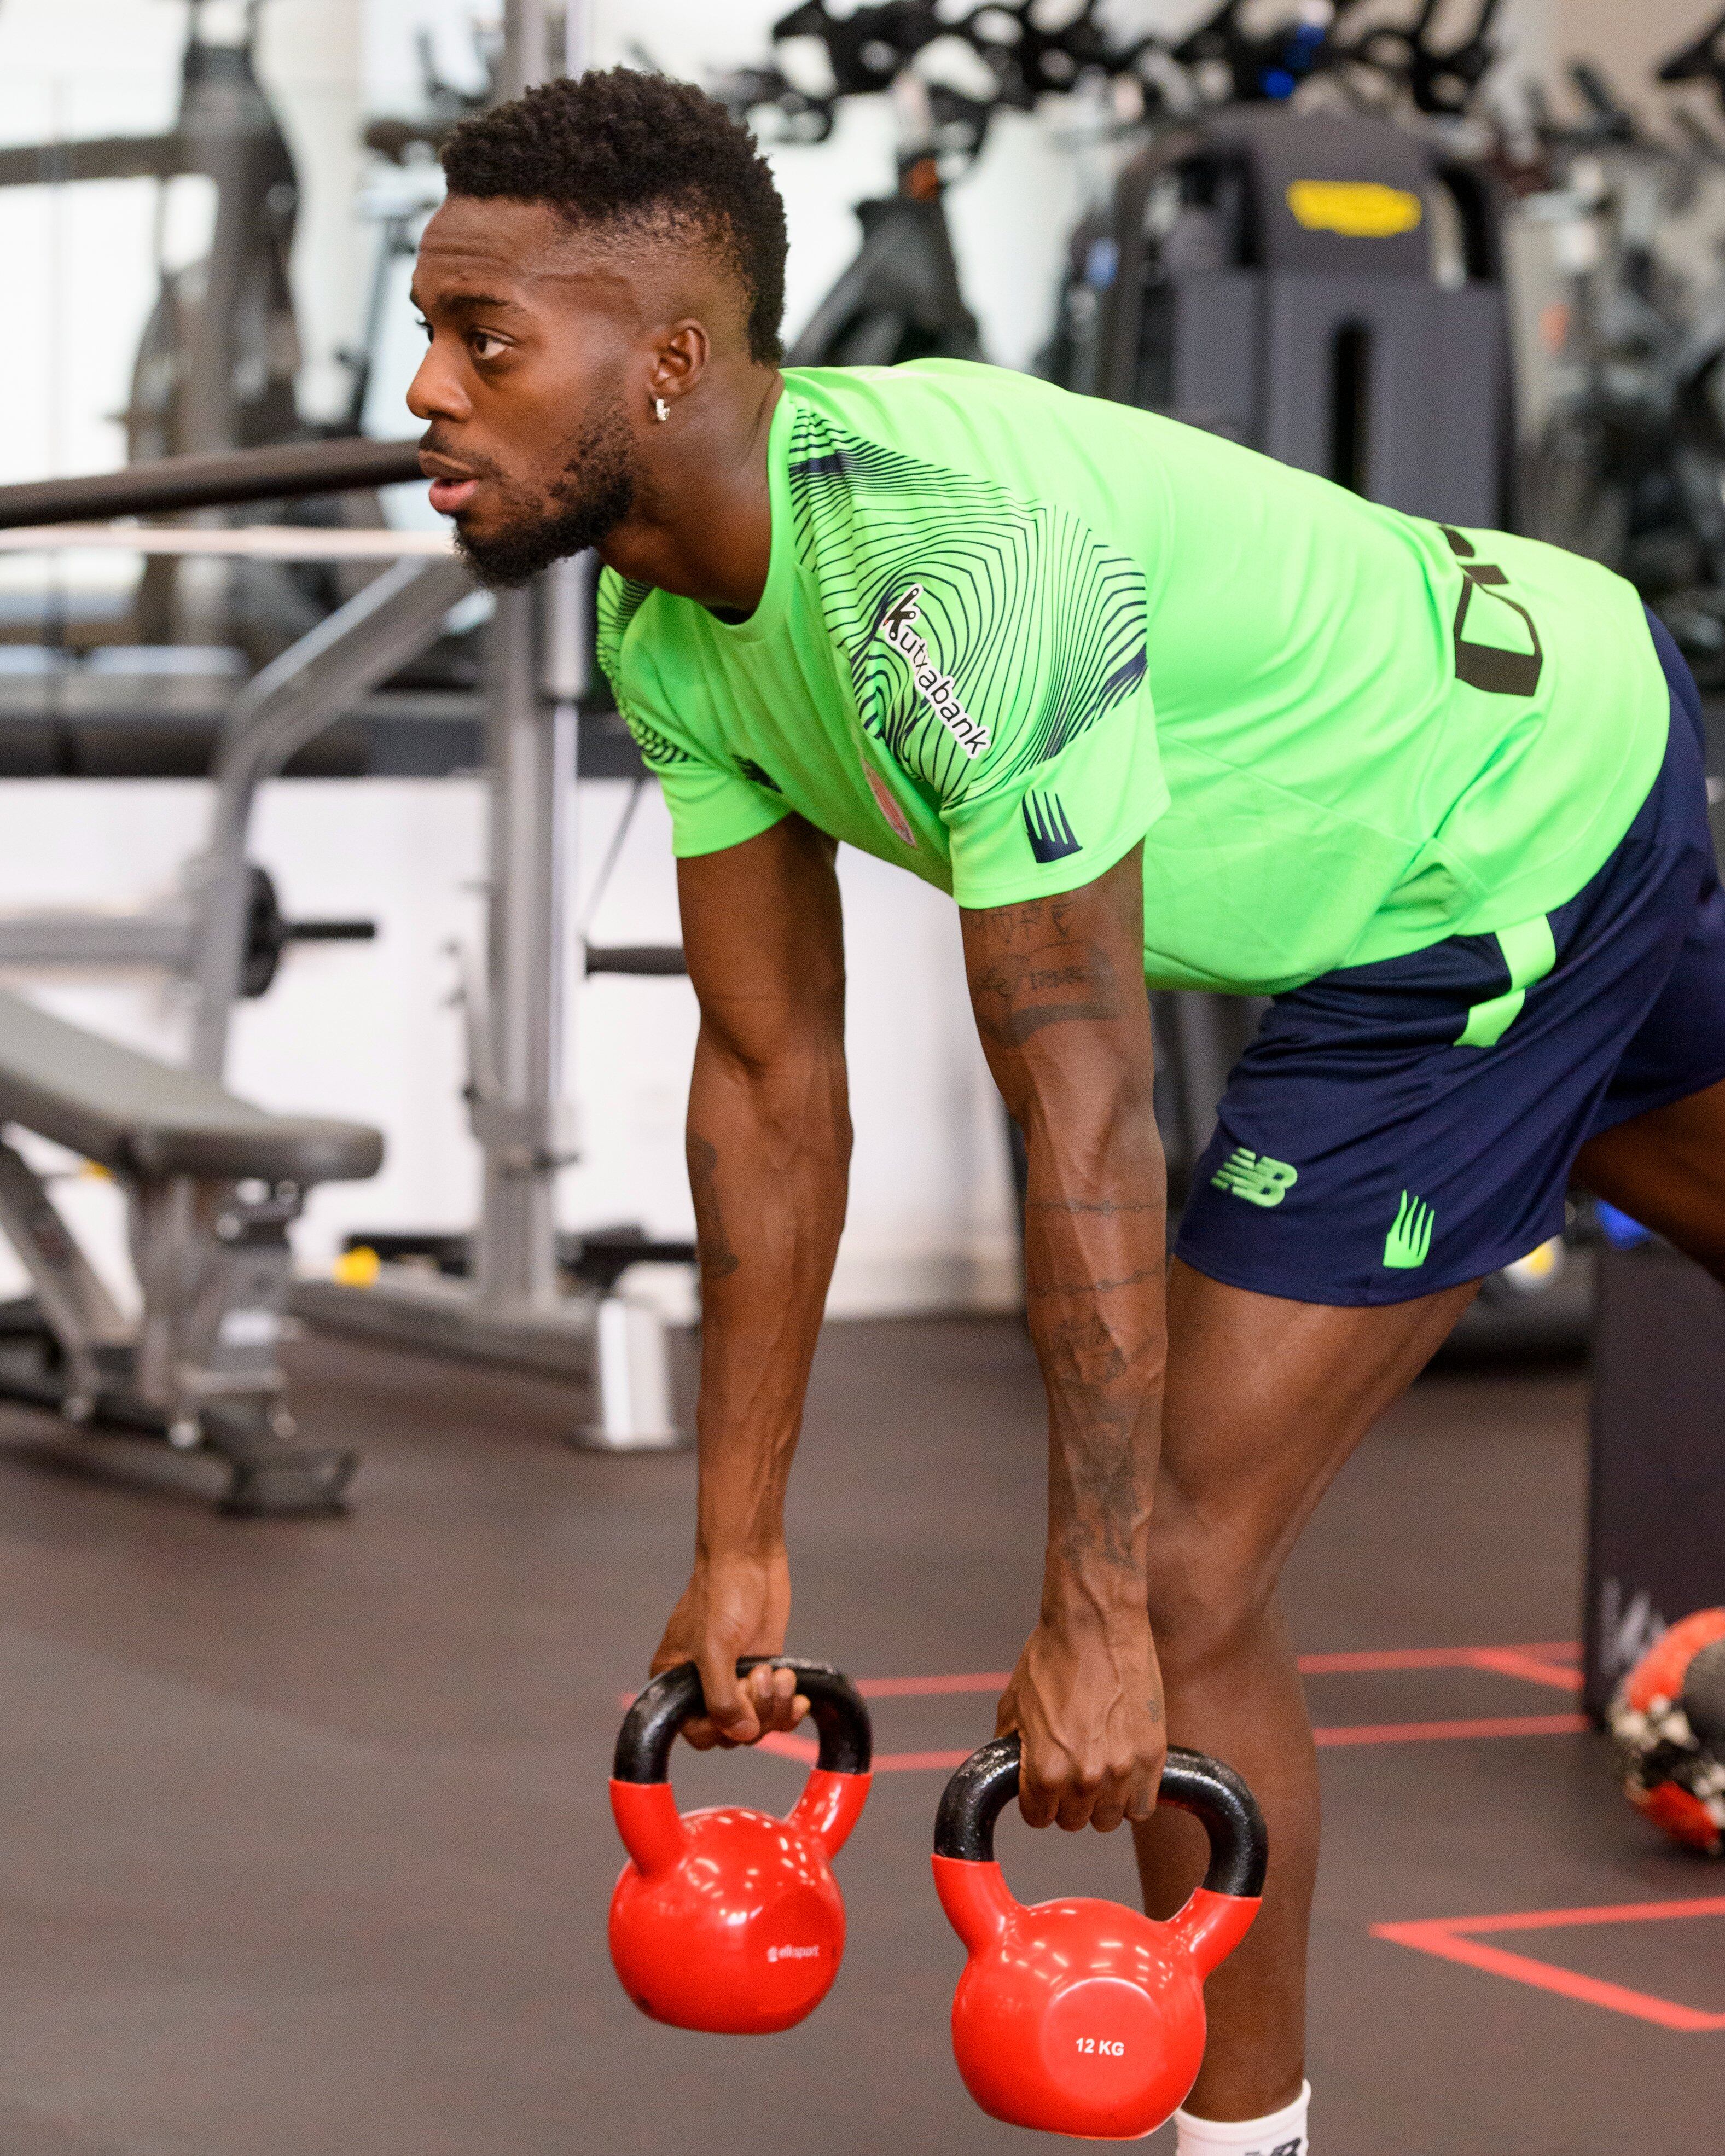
[{"xmin": 1175, "ymin": 613, "xmax": 1725, "ymax": 1306}]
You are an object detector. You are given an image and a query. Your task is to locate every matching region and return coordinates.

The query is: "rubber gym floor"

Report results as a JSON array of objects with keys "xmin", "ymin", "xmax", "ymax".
[{"xmin": 0, "ymin": 1316, "xmax": 1721, "ymax": 2156}]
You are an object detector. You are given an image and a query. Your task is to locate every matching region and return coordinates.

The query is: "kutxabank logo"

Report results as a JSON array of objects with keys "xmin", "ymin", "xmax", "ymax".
[
  {"xmin": 874, "ymin": 585, "xmax": 990, "ymax": 760},
  {"xmin": 1023, "ymin": 791, "xmax": 1082, "ymax": 865}
]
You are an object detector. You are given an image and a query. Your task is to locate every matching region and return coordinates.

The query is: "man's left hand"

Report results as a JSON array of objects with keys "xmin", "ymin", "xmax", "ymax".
[{"xmin": 996, "ymin": 1617, "xmax": 1165, "ymax": 1833}]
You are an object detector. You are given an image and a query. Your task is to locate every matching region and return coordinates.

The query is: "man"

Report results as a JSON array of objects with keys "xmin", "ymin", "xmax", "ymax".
[{"xmin": 406, "ymin": 67, "xmax": 1725, "ymax": 2156}]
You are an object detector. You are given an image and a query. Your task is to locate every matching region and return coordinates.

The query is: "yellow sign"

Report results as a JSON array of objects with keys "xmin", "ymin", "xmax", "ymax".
[
  {"xmin": 332, "ymin": 1244, "xmax": 382, "ymax": 1287},
  {"xmin": 1286, "ymin": 180, "xmax": 1424, "ymax": 240}
]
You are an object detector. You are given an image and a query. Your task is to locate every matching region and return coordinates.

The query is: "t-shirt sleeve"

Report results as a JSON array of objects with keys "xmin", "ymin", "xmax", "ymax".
[
  {"xmin": 847, "ymin": 503, "xmax": 1167, "ymax": 909},
  {"xmin": 596, "ymin": 571, "xmax": 791, "ymax": 860},
  {"xmin": 941, "ymin": 663, "xmax": 1166, "ymax": 909}
]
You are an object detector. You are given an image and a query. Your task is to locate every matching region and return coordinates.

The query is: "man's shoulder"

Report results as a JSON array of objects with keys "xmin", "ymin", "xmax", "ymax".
[{"xmin": 781, "ymin": 359, "xmax": 1119, "ymax": 470}]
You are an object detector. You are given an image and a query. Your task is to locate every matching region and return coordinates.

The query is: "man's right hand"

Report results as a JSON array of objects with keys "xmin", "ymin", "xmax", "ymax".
[{"xmin": 650, "ymin": 1549, "xmax": 809, "ymax": 1750}]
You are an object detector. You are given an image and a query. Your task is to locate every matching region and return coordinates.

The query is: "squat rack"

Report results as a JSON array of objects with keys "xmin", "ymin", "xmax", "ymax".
[{"xmin": 0, "ymin": 3, "xmax": 690, "ymax": 1446}]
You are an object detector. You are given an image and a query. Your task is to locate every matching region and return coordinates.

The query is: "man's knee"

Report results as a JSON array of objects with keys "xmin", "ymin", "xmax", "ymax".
[{"xmin": 1146, "ymin": 1505, "xmax": 1278, "ymax": 1680}]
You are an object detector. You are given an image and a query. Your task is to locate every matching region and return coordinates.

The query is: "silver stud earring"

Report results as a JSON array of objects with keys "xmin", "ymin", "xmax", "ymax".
[{"xmin": 653, "ymin": 397, "xmax": 670, "ymax": 423}]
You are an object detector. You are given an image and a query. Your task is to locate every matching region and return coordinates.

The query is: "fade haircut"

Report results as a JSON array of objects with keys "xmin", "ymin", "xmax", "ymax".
[{"xmin": 440, "ymin": 68, "xmax": 788, "ymax": 365}]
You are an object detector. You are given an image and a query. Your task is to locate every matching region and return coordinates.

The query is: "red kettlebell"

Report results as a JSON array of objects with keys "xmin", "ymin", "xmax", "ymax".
[
  {"xmin": 608, "ymin": 1657, "xmax": 873, "ymax": 2035},
  {"xmin": 933, "ymin": 1734, "xmax": 1267, "ymax": 2140}
]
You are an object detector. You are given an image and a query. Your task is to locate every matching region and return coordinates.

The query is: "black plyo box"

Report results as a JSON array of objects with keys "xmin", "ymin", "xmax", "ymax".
[{"xmin": 1585, "ymin": 1242, "xmax": 1725, "ymax": 1718}]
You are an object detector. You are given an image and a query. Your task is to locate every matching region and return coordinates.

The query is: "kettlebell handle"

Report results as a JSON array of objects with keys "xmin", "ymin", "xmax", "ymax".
[
  {"xmin": 613, "ymin": 1657, "xmax": 873, "ymax": 1783},
  {"xmin": 933, "ymin": 1734, "xmax": 1268, "ymax": 1899}
]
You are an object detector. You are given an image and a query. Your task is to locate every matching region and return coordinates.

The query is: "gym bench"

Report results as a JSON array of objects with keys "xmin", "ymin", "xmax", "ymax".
[{"xmin": 0, "ymin": 986, "xmax": 382, "ymax": 1515}]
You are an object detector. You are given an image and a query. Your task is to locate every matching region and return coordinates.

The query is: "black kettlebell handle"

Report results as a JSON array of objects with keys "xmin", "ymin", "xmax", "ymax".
[
  {"xmin": 933, "ymin": 1734, "xmax": 1268, "ymax": 1900},
  {"xmin": 613, "ymin": 1658, "xmax": 873, "ymax": 1783}
]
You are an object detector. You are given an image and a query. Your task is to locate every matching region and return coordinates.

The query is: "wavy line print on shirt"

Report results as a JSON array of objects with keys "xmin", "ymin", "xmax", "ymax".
[
  {"xmin": 594, "ymin": 575, "xmax": 695, "ymax": 770},
  {"xmin": 595, "ymin": 573, "xmax": 654, "ymax": 679},
  {"xmin": 736, "ymin": 757, "xmax": 781, "ymax": 792},
  {"xmin": 785, "ymin": 416, "xmax": 1148, "ymax": 803},
  {"xmin": 624, "ymin": 711, "xmax": 694, "ymax": 770},
  {"xmin": 1024, "ymin": 790, "xmax": 1081, "ymax": 864}
]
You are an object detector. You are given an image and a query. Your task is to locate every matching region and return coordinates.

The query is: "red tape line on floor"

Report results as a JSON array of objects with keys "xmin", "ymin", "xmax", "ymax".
[
  {"xmin": 620, "ymin": 1643, "xmax": 1590, "ymax": 1770},
  {"xmin": 1314, "ymin": 1712, "xmax": 1589, "ymax": 1746},
  {"xmin": 758, "ymin": 1713, "xmax": 1589, "ymax": 1769},
  {"xmin": 1372, "ymin": 1899, "xmax": 1725, "ymax": 2031},
  {"xmin": 857, "ymin": 1644, "xmax": 1584, "ymax": 1696}
]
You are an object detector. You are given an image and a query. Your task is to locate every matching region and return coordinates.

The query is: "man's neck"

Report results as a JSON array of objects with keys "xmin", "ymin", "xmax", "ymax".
[{"xmin": 600, "ymin": 368, "xmax": 783, "ymax": 614}]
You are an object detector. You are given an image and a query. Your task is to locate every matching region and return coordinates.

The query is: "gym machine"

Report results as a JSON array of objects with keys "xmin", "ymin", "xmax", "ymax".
[
  {"xmin": 0, "ymin": 983, "xmax": 381, "ymax": 1514},
  {"xmin": 1520, "ymin": 22, "xmax": 1725, "ymax": 687},
  {"xmin": 0, "ymin": 437, "xmax": 442, "ymax": 1509},
  {"xmin": 289, "ymin": 2, "xmax": 693, "ymax": 1446},
  {"xmin": 1073, "ymin": 103, "xmax": 1509, "ymax": 528},
  {"xmin": 0, "ymin": 0, "xmax": 382, "ymax": 659},
  {"xmin": 0, "ymin": 420, "xmax": 690, "ymax": 1457}
]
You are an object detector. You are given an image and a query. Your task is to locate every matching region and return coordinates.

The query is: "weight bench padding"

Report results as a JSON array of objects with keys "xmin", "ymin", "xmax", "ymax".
[{"xmin": 0, "ymin": 987, "xmax": 383, "ymax": 1184}]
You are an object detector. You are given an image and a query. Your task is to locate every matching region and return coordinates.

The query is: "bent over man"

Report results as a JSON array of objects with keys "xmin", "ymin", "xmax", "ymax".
[{"xmin": 406, "ymin": 67, "xmax": 1725, "ymax": 2156}]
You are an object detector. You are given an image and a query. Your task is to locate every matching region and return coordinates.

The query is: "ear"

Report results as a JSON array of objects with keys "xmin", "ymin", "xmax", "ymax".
[{"xmin": 646, "ymin": 321, "xmax": 710, "ymax": 418}]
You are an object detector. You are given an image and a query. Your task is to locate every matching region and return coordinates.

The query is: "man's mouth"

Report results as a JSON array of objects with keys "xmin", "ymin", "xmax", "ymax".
[
  {"xmin": 419, "ymin": 446, "xmax": 486, "ymax": 518},
  {"xmin": 427, "ymin": 475, "xmax": 480, "ymax": 516}
]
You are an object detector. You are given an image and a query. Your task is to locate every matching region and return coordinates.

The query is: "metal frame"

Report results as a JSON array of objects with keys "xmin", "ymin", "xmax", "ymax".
[
  {"xmin": 282, "ymin": 0, "xmax": 688, "ymax": 1446},
  {"xmin": 0, "ymin": 143, "xmax": 688, "ymax": 1448}
]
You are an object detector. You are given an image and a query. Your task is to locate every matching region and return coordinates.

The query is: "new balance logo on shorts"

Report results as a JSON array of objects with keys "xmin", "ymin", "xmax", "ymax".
[
  {"xmin": 1383, "ymin": 1190, "xmax": 1435, "ymax": 1269},
  {"xmin": 1024, "ymin": 791, "xmax": 1082, "ymax": 864},
  {"xmin": 1212, "ymin": 1148, "xmax": 1299, "ymax": 1208}
]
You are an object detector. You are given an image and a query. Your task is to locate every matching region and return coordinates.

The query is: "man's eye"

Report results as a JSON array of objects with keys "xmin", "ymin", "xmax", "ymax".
[{"xmin": 471, "ymin": 332, "xmax": 508, "ymax": 361}]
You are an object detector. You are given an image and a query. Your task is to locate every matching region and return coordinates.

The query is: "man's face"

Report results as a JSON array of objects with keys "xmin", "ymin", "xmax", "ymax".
[{"xmin": 407, "ymin": 196, "xmax": 643, "ymax": 586}]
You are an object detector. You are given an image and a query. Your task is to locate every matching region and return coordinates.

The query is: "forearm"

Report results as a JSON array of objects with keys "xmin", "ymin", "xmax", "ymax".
[
  {"xmin": 1020, "ymin": 1083, "xmax": 1168, "ymax": 1628},
  {"xmin": 687, "ymin": 1021, "xmax": 850, "ymax": 1558}
]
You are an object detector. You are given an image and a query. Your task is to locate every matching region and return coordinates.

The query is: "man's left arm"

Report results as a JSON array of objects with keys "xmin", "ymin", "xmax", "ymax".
[{"xmin": 961, "ymin": 844, "xmax": 1168, "ymax": 1834}]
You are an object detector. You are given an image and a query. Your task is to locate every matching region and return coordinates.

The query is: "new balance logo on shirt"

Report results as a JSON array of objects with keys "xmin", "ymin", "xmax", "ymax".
[
  {"xmin": 874, "ymin": 585, "xmax": 991, "ymax": 759},
  {"xmin": 1024, "ymin": 791, "xmax": 1082, "ymax": 864},
  {"xmin": 1212, "ymin": 1149, "xmax": 1299, "ymax": 1208}
]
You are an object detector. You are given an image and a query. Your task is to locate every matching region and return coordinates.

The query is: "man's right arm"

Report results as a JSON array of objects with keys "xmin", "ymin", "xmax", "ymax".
[{"xmin": 649, "ymin": 815, "xmax": 851, "ymax": 1747}]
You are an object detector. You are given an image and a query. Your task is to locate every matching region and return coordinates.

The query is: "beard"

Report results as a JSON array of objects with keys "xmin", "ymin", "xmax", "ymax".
[{"xmin": 451, "ymin": 402, "xmax": 638, "ymax": 589}]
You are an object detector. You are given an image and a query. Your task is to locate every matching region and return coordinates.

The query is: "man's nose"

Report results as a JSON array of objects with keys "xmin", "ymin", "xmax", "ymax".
[{"xmin": 406, "ymin": 341, "xmax": 469, "ymax": 425}]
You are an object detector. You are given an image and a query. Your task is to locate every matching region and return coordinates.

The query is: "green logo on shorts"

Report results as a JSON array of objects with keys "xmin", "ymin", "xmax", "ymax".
[
  {"xmin": 1212, "ymin": 1148, "xmax": 1299, "ymax": 1209},
  {"xmin": 1383, "ymin": 1190, "xmax": 1436, "ymax": 1270}
]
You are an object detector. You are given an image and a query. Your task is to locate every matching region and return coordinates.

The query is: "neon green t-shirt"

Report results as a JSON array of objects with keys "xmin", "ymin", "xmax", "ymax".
[{"xmin": 597, "ymin": 361, "xmax": 1668, "ymax": 993}]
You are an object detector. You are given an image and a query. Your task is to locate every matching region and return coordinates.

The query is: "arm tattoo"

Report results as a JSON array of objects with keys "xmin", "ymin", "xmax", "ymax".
[
  {"xmin": 963, "ymin": 858, "xmax": 1164, "ymax": 1600},
  {"xmin": 1026, "ymin": 1196, "xmax": 1160, "ymax": 1218},
  {"xmin": 972, "ymin": 939, "xmax": 1126, "ymax": 1047},
  {"xmin": 1025, "ymin": 1265, "xmax": 1161, "ymax": 1301},
  {"xmin": 687, "ymin": 1133, "xmax": 740, "ymax": 1282}
]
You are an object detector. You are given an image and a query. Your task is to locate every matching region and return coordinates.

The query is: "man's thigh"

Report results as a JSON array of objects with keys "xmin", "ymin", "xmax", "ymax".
[
  {"xmin": 1576, "ymin": 1074, "xmax": 1725, "ymax": 1277},
  {"xmin": 1152, "ymin": 1260, "xmax": 1479, "ymax": 1596}
]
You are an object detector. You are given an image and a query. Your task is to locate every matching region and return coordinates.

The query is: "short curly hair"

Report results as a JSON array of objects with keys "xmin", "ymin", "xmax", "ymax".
[{"xmin": 441, "ymin": 69, "xmax": 787, "ymax": 365}]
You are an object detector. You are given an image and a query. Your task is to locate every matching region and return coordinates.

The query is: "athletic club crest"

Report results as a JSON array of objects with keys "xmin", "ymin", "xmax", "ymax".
[{"xmin": 864, "ymin": 763, "xmax": 916, "ymax": 846}]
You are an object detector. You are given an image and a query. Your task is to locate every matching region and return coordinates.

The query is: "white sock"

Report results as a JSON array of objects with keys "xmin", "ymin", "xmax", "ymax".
[{"xmin": 1174, "ymin": 2081, "xmax": 1310, "ymax": 2156}]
